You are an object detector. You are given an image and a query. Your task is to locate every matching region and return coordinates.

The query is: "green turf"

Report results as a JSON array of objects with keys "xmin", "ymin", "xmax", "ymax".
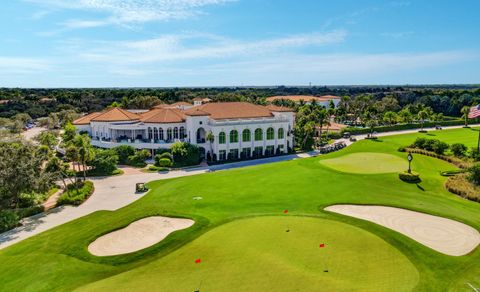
[
  {"xmin": 0, "ymin": 127, "xmax": 479, "ymax": 291},
  {"xmin": 320, "ymin": 152, "xmax": 407, "ymax": 174},
  {"xmin": 79, "ymin": 216, "xmax": 419, "ymax": 292},
  {"xmin": 386, "ymin": 127, "xmax": 480, "ymax": 148}
]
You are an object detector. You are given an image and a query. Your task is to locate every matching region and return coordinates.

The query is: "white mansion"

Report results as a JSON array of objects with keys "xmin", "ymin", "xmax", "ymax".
[{"xmin": 73, "ymin": 101, "xmax": 295, "ymax": 161}]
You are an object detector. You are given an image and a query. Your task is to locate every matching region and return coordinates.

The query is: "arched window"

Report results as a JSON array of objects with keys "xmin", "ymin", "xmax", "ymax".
[
  {"xmin": 230, "ymin": 130, "xmax": 238, "ymax": 143},
  {"xmin": 173, "ymin": 127, "xmax": 179, "ymax": 139},
  {"xmin": 179, "ymin": 127, "xmax": 186, "ymax": 139},
  {"xmin": 254, "ymin": 128, "xmax": 263, "ymax": 141},
  {"xmin": 242, "ymin": 129, "xmax": 251, "ymax": 142},
  {"xmin": 219, "ymin": 132, "xmax": 226, "ymax": 144},
  {"xmin": 148, "ymin": 127, "xmax": 153, "ymax": 140},
  {"xmin": 267, "ymin": 127, "xmax": 274, "ymax": 140},
  {"xmin": 278, "ymin": 128, "xmax": 285, "ymax": 139},
  {"xmin": 153, "ymin": 128, "xmax": 159, "ymax": 140},
  {"xmin": 158, "ymin": 128, "xmax": 164, "ymax": 141},
  {"xmin": 167, "ymin": 128, "xmax": 173, "ymax": 141}
]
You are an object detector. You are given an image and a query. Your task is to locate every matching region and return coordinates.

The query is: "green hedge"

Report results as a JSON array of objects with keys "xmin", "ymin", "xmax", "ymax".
[
  {"xmin": 57, "ymin": 181, "xmax": 94, "ymax": 206},
  {"xmin": 342, "ymin": 120, "xmax": 466, "ymax": 135},
  {"xmin": 0, "ymin": 210, "xmax": 20, "ymax": 233},
  {"xmin": 399, "ymin": 171, "xmax": 421, "ymax": 183}
]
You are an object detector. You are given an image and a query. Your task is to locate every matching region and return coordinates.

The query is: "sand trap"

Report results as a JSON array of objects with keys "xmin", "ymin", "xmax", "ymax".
[
  {"xmin": 88, "ymin": 217, "xmax": 194, "ymax": 256},
  {"xmin": 325, "ymin": 205, "xmax": 480, "ymax": 256}
]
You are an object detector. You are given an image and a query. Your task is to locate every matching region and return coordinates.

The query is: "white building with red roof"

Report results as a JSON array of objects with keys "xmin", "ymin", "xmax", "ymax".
[{"xmin": 73, "ymin": 101, "xmax": 295, "ymax": 161}]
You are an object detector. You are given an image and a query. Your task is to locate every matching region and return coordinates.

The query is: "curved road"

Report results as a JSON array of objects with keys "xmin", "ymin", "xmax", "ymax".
[{"xmin": 0, "ymin": 124, "xmax": 477, "ymax": 249}]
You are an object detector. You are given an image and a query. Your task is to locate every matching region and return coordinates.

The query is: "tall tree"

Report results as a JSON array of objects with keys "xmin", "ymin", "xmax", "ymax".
[{"xmin": 461, "ymin": 106, "xmax": 471, "ymax": 127}]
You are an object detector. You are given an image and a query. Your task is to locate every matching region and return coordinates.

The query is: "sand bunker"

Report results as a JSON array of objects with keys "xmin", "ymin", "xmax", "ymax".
[
  {"xmin": 325, "ymin": 205, "xmax": 480, "ymax": 256},
  {"xmin": 88, "ymin": 217, "xmax": 194, "ymax": 256}
]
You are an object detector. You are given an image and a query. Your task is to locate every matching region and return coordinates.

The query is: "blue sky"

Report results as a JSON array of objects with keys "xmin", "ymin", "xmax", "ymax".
[{"xmin": 1, "ymin": 0, "xmax": 479, "ymax": 87}]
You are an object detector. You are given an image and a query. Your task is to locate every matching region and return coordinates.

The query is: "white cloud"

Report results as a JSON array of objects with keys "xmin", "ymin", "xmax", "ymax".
[
  {"xmin": 0, "ymin": 57, "xmax": 52, "ymax": 74},
  {"xmin": 28, "ymin": 0, "xmax": 234, "ymax": 28},
  {"xmin": 71, "ymin": 30, "xmax": 347, "ymax": 64}
]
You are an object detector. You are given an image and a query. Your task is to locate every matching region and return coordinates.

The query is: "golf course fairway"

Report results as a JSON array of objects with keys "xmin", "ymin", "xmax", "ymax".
[
  {"xmin": 320, "ymin": 152, "xmax": 406, "ymax": 174},
  {"xmin": 78, "ymin": 216, "xmax": 419, "ymax": 292}
]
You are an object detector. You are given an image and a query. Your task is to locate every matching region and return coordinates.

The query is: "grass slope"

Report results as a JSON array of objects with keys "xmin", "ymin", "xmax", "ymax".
[
  {"xmin": 320, "ymin": 152, "xmax": 406, "ymax": 174},
  {"xmin": 0, "ymin": 128, "xmax": 479, "ymax": 291},
  {"xmin": 79, "ymin": 216, "xmax": 419, "ymax": 292}
]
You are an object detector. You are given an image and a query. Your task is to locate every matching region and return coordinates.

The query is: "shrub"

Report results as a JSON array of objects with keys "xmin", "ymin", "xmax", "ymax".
[
  {"xmin": 171, "ymin": 142, "xmax": 200, "ymax": 167},
  {"xmin": 57, "ymin": 181, "xmax": 94, "ymax": 206},
  {"xmin": 88, "ymin": 149, "xmax": 119, "ymax": 175},
  {"xmin": 0, "ymin": 210, "xmax": 20, "ymax": 233},
  {"xmin": 157, "ymin": 158, "xmax": 173, "ymax": 167},
  {"xmin": 469, "ymin": 164, "xmax": 480, "ymax": 185},
  {"xmin": 412, "ymin": 138, "xmax": 427, "ymax": 149},
  {"xmin": 450, "ymin": 143, "xmax": 467, "ymax": 157},
  {"xmin": 113, "ymin": 145, "xmax": 135, "ymax": 164},
  {"xmin": 157, "ymin": 152, "xmax": 173, "ymax": 161},
  {"xmin": 147, "ymin": 165, "xmax": 169, "ymax": 172},
  {"xmin": 127, "ymin": 149, "xmax": 151, "ymax": 168},
  {"xmin": 446, "ymin": 174, "xmax": 480, "ymax": 202},
  {"xmin": 470, "ymin": 148, "xmax": 480, "ymax": 161},
  {"xmin": 399, "ymin": 171, "xmax": 421, "ymax": 183},
  {"xmin": 16, "ymin": 205, "xmax": 44, "ymax": 219},
  {"xmin": 431, "ymin": 140, "xmax": 449, "ymax": 155},
  {"xmin": 397, "ymin": 146, "xmax": 407, "ymax": 152}
]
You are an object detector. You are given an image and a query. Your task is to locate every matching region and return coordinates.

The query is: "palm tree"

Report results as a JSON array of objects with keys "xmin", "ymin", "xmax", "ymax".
[
  {"xmin": 461, "ymin": 106, "xmax": 471, "ymax": 127},
  {"xmin": 73, "ymin": 135, "xmax": 94, "ymax": 181},
  {"xmin": 315, "ymin": 108, "xmax": 328, "ymax": 146},
  {"xmin": 383, "ymin": 111, "xmax": 398, "ymax": 125},
  {"xmin": 206, "ymin": 131, "xmax": 215, "ymax": 161},
  {"xmin": 418, "ymin": 110, "xmax": 429, "ymax": 132}
]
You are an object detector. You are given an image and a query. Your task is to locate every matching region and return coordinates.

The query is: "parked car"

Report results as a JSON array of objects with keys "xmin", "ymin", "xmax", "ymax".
[{"xmin": 435, "ymin": 125, "xmax": 443, "ymax": 130}]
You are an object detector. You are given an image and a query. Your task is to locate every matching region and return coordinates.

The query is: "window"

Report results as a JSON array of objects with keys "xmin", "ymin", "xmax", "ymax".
[
  {"xmin": 179, "ymin": 127, "xmax": 186, "ymax": 139},
  {"xmin": 230, "ymin": 130, "xmax": 239, "ymax": 143},
  {"xmin": 254, "ymin": 146, "xmax": 263, "ymax": 157},
  {"xmin": 173, "ymin": 127, "xmax": 179, "ymax": 139},
  {"xmin": 219, "ymin": 150, "xmax": 227, "ymax": 160},
  {"xmin": 158, "ymin": 128, "xmax": 164, "ymax": 141},
  {"xmin": 241, "ymin": 147, "xmax": 251, "ymax": 158},
  {"xmin": 242, "ymin": 129, "xmax": 251, "ymax": 142},
  {"xmin": 254, "ymin": 128, "xmax": 263, "ymax": 141},
  {"xmin": 229, "ymin": 149, "xmax": 239, "ymax": 160},
  {"xmin": 219, "ymin": 132, "xmax": 226, "ymax": 144},
  {"xmin": 266, "ymin": 145, "xmax": 274, "ymax": 156},
  {"xmin": 148, "ymin": 127, "xmax": 153, "ymax": 140},
  {"xmin": 167, "ymin": 128, "xmax": 173, "ymax": 141},
  {"xmin": 153, "ymin": 128, "xmax": 159, "ymax": 140},
  {"xmin": 278, "ymin": 128, "xmax": 285, "ymax": 139},
  {"xmin": 267, "ymin": 127, "xmax": 274, "ymax": 140}
]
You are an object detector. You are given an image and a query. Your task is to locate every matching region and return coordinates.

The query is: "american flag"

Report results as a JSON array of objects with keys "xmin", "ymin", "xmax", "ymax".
[{"xmin": 469, "ymin": 105, "xmax": 480, "ymax": 119}]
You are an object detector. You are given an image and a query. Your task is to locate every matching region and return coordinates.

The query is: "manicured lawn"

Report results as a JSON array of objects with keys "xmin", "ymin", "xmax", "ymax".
[
  {"xmin": 386, "ymin": 126, "xmax": 480, "ymax": 148},
  {"xmin": 320, "ymin": 152, "xmax": 406, "ymax": 174},
  {"xmin": 79, "ymin": 217, "xmax": 419, "ymax": 292},
  {"xmin": 0, "ymin": 127, "xmax": 479, "ymax": 291}
]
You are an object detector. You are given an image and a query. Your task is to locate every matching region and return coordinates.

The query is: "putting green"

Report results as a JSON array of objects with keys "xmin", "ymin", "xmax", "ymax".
[
  {"xmin": 320, "ymin": 152, "xmax": 406, "ymax": 174},
  {"xmin": 79, "ymin": 217, "xmax": 419, "ymax": 291}
]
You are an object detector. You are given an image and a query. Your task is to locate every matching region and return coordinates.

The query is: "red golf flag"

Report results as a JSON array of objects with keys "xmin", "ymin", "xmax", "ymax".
[
  {"xmin": 195, "ymin": 259, "xmax": 201, "ymax": 264},
  {"xmin": 284, "ymin": 209, "xmax": 289, "ymax": 214},
  {"xmin": 319, "ymin": 243, "xmax": 325, "ymax": 248}
]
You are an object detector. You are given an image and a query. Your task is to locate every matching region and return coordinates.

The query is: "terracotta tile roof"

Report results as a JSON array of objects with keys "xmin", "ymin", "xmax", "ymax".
[
  {"xmin": 91, "ymin": 107, "xmax": 141, "ymax": 122},
  {"xmin": 168, "ymin": 102, "xmax": 192, "ymax": 107},
  {"xmin": 266, "ymin": 95, "xmax": 340, "ymax": 103},
  {"xmin": 140, "ymin": 108, "xmax": 186, "ymax": 124},
  {"xmin": 153, "ymin": 104, "xmax": 168, "ymax": 109},
  {"xmin": 265, "ymin": 104, "xmax": 295, "ymax": 112},
  {"xmin": 184, "ymin": 102, "xmax": 273, "ymax": 120},
  {"xmin": 73, "ymin": 112, "xmax": 102, "ymax": 125}
]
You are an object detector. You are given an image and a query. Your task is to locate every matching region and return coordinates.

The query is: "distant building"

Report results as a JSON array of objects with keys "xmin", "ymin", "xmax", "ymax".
[
  {"xmin": 73, "ymin": 101, "xmax": 295, "ymax": 162},
  {"xmin": 266, "ymin": 95, "xmax": 340, "ymax": 108}
]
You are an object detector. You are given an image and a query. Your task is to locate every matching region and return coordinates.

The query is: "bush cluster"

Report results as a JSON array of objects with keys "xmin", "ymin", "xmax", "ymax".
[
  {"xmin": 412, "ymin": 138, "xmax": 449, "ymax": 155},
  {"xmin": 57, "ymin": 181, "xmax": 94, "ymax": 206},
  {"xmin": 399, "ymin": 171, "xmax": 421, "ymax": 183},
  {"xmin": 404, "ymin": 147, "xmax": 472, "ymax": 169},
  {"xmin": 112, "ymin": 146, "xmax": 151, "ymax": 168},
  {"xmin": 445, "ymin": 174, "xmax": 480, "ymax": 202},
  {"xmin": 0, "ymin": 210, "xmax": 20, "ymax": 233},
  {"xmin": 88, "ymin": 149, "xmax": 119, "ymax": 176},
  {"xmin": 171, "ymin": 142, "xmax": 200, "ymax": 167},
  {"xmin": 154, "ymin": 152, "xmax": 174, "ymax": 168}
]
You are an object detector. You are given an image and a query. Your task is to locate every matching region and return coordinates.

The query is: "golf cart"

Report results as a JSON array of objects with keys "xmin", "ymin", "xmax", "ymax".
[{"xmin": 135, "ymin": 183, "xmax": 148, "ymax": 193}]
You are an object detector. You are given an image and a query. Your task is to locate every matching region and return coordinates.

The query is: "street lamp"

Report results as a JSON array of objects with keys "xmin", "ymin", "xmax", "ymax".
[{"xmin": 407, "ymin": 153, "xmax": 413, "ymax": 174}]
